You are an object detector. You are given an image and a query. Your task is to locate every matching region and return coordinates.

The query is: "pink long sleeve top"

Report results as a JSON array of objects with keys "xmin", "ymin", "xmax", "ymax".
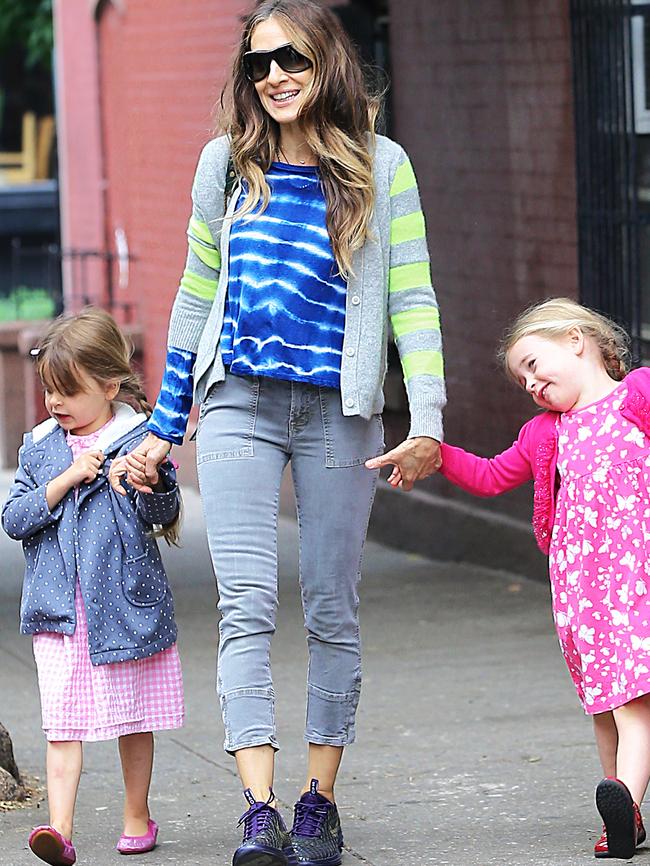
[{"xmin": 439, "ymin": 367, "xmax": 650, "ymax": 554}]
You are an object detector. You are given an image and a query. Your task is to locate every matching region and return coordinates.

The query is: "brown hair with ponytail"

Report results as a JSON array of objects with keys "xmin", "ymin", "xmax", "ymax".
[{"xmin": 35, "ymin": 306, "xmax": 181, "ymax": 545}]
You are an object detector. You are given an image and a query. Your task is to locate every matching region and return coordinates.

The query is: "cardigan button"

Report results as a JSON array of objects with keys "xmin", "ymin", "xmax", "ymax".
[
  {"xmin": 345, "ymin": 347, "xmax": 355, "ymax": 357},
  {"xmin": 345, "ymin": 397, "xmax": 355, "ymax": 408},
  {"xmin": 351, "ymin": 295, "xmax": 361, "ymax": 305}
]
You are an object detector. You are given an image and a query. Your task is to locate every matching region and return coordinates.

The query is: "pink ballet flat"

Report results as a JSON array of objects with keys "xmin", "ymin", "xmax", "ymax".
[
  {"xmin": 116, "ymin": 818, "xmax": 158, "ymax": 854},
  {"xmin": 28, "ymin": 825, "xmax": 76, "ymax": 866}
]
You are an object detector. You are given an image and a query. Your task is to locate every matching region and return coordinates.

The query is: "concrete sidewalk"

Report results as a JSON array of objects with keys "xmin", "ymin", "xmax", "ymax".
[{"xmin": 0, "ymin": 471, "xmax": 629, "ymax": 865}]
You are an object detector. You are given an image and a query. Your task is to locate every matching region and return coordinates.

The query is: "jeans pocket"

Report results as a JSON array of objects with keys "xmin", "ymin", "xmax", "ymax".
[
  {"xmin": 319, "ymin": 390, "xmax": 384, "ymax": 468},
  {"xmin": 196, "ymin": 373, "xmax": 260, "ymax": 463}
]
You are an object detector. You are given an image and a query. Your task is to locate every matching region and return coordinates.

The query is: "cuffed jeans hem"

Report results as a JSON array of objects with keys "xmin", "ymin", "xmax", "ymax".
[
  {"xmin": 224, "ymin": 735, "xmax": 280, "ymax": 756},
  {"xmin": 303, "ymin": 732, "xmax": 356, "ymax": 747}
]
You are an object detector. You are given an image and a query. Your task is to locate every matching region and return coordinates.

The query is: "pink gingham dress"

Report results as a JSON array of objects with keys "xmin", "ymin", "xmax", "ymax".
[
  {"xmin": 549, "ymin": 381, "xmax": 650, "ymax": 715},
  {"xmin": 32, "ymin": 417, "xmax": 184, "ymax": 741}
]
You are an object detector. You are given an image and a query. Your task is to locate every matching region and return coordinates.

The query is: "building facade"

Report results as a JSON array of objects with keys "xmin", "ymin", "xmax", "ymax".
[{"xmin": 50, "ymin": 0, "xmax": 648, "ymax": 576}]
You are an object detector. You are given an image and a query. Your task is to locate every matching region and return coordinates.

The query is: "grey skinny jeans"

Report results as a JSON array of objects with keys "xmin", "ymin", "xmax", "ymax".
[{"xmin": 195, "ymin": 372, "xmax": 383, "ymax": 753}]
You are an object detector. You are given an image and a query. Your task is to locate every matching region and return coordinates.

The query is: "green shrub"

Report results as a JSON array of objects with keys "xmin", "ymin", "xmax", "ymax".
[{"xmin": 0, "ymin": 286, "xmax": 55, "ymax": 321}]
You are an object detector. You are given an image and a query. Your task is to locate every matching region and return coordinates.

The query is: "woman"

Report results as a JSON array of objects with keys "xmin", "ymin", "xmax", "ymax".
[{"xmin": 126, "ymin": 2, "xmax": 445, "ymax": 864}]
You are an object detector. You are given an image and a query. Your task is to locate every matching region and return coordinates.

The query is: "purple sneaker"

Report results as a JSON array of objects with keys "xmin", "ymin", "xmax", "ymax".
[
  {"xmin": 233, "ymin": 788, "xmax": 297, "ymax": 866},
  {"xmin": 290, "ymin": 780, "xmax": 343, "ymax": 866}
]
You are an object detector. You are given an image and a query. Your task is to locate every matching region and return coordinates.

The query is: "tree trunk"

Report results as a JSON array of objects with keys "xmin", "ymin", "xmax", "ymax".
[{"xmin": 0, "ymin": 723, "xmax": 25, "ymax": 801}]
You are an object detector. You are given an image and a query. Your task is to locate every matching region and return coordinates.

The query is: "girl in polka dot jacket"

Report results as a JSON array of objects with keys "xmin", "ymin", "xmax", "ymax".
[
  {"xmin": 435, "ymin": 299, "xmax": 650, "ymax": 861},
  {"xmin": 1, "ymin": 308, "xmax": 184, "ymax": 866}
]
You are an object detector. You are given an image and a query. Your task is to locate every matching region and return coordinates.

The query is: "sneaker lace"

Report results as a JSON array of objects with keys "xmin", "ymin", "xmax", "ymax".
[
  {"xmin": 238, "ymin": 792, "xmax": 276, "ymax": 841},
  {"xmin": 293, "ymin": 801, "xmax": 328, "ymax": 838}
]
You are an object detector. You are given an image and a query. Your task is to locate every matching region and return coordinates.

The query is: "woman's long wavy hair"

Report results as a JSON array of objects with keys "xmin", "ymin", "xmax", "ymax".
[
  {"xmin": 35, "ymin": 307, "xmax": 181, "ymax": 545},
  {"xmin": 219, "ymin": 0, "xmax": 383, "ymax": 278}
]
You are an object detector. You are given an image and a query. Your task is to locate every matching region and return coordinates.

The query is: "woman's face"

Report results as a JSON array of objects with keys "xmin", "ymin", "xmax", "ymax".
[{"xmin": 249, "ymin": 17, "xmax": 314, "ymax": 128}]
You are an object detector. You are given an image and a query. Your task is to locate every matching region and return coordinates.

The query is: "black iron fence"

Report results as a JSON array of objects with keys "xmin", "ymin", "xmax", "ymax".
[
  {"xmin": 570, "ymin": 0, "xmax": 650, "ymax": 362},
  {"xmin": 3, "ymin": 238, "xmax": 135, "ymax": 322}
]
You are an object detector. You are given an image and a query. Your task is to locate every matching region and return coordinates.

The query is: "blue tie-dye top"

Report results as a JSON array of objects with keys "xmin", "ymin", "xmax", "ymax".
[
  {"xmin": 147, "ymin": 163, "xmax": 347, "ymax": 445},
  {"xmin": 220, "ymin": 162, "xmax": 346, "ymax": 388}
]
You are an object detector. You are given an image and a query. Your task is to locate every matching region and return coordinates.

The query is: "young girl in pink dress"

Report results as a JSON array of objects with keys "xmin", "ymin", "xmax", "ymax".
[
  {"xmin": 401, "ymin": 298, "xmax": 650, "ymax": 860},
  {"xmin": 2, "ymin": 308, "xmax": 184, "ymax": 866}
]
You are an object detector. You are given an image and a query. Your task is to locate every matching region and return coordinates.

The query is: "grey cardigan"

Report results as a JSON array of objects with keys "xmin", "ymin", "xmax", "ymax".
[{"xmin": 167, "ymin": 134, "xmax": 446, "ymax": 441}]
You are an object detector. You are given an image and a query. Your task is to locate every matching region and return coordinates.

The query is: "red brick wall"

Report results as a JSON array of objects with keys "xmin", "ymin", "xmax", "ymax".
[
  {"xmin": 53, "ymin": 0, "xmax": 107, "ymax": 307},
  {"xmin": 96, "ymin": 0, "xmax": 250, "ymax": 396},
  {"xmin": 56, "ymin": 0, "xmax": 578, "ymax": 519},
  {"xmin": 389, "ymin": 0, "xmax": 578, "ymax": 516}
]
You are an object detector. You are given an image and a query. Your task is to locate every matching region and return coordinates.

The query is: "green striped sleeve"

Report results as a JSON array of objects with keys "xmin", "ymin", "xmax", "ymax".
[
  {"xmin": 188, "ymin": 236, "xmax": 221, "ymax": 270},
  {"xmin": 188, "ymin": 216, "xmax": 214, "ymax": 246},
  {"xmin": 401, "ymin": 350, "xmax": 444, "ymax": 381},
  {"xmin": 187, "ymin": 216, "xmax": 221, "ymax": 270},
  {"xmin": 389, "ymin": 261, "xmax": 432, "ymax": 294},
  {"xmin": 390, "ymin": 159, "xmax": 417, "ymax": 197},
  {"xmin": 391, "ymin": 306, "xmax": 440, "ymax": 339},
  {"xmin": 390, "ymin": 210, "xmax": 426, "ymax": 246},
  {"xmin": 179, "ymin": 269, "xmax": 218, "ymax": 302}
]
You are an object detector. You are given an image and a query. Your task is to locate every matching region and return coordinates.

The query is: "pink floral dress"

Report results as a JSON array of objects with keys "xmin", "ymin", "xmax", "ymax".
[
  {"xmin": 550, "ymin": 382, "xmax": 650, "ymax": 714},
  {"xmin": 32, "ymin": 417, "xmax": 185, "ymax": 741}
]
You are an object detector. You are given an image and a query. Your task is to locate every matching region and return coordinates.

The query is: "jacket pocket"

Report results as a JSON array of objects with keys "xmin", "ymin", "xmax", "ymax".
[{"xmin": 121, "ymin": 551, "xmax": 167, "ymax": 608}]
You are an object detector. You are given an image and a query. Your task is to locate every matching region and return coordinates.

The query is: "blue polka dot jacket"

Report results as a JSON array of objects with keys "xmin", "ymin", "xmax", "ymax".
[{"xmin": 1, "ymin": 403, "xmax": 181, "ymax": 665}]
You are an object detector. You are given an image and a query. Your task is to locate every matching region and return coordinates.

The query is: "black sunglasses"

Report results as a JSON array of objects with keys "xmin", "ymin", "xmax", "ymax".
[{"xmin": 243, "ymin": 43, "xmax": 312, "ymax": 83}]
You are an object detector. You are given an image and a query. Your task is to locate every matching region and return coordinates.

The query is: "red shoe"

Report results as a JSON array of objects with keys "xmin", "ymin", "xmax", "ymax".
[
  {"xmin": 595, "ymin": 778, "xmax": 645, "ymax": 859},
  {"xmin": 594, "ymin": 824, "xmax": 608, "ymax": 858},
  {"xmin": 594, "ymin": 808, "xmax": 646, "ymax": 858},
  {"xmin": 28, "ymin": 826, "xmax": 76, "ymax": 866},
  {"xmin": 116, "ymin": 818, "xmax": 158, "ymax": 855}
]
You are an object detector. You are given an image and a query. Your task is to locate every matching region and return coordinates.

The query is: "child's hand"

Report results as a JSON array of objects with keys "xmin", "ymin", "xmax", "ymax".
[
  {"xmin": 68, "ymin": 450, "xmax": 105, "ymax": 486},
  {"xmin": 108, "ymin": 456, "xmax": 129, "ymax": 496}
]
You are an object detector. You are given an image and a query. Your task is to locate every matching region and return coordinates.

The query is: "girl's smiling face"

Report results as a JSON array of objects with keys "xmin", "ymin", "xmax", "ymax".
[
  {"xmin": 249, "ymin": 18, "xmax": 314, "ymax": 128},
  {"xmin": 507, "ymin": 332, "xmax": 584, "ymax": 412}
]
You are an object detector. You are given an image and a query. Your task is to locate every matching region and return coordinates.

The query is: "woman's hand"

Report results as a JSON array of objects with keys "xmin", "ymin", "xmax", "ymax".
[
  {"xmin": 124, "ymin": 433, "xmax": 172, "ymax": 494},
  {"xmin": 365, "ymin": 436, "xmax": 441, "ymax": 491}
]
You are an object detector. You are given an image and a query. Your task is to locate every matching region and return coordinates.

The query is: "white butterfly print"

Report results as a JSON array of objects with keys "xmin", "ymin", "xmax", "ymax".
[
  {"xmin": 611, "ymin": 609, "xmax": 629, "ymax": 627},
  {"xmin": 624, "ymin": 427, "xmax": 645, "ymax": 447},
  {"xmin": 631, "ymin": 635, "xmax": 650, "ymax": 652},
  {"xmin": 636, "ymin": 580, "xmax": 647, "ymax": 596},
  {"xmin": 566, "ymin": 571, "xmax": 580, "ymax": 587},
  {"xmin": 579, "ymin": 625, "xmax": 596, "ymax": 645},
  {"xmin": 620, "ymin": 550, "xmax": 637, "ymax": 571},
  {"xmin": 616, "ymin": 494, "xmax": 637, "ymax": 512},
  {"xmin": 597, "ymin": 414, "xmax": 617, "ymax": 436}
]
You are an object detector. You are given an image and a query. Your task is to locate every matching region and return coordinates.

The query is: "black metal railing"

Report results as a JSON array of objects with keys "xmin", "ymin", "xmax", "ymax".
[
  {"xmin": 570, "ymin": 0, "xmax": 649, "ymax": 361},
  {"xmin": 5, "ymin": 238, "xmax": 135, "ymax": 322}
]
